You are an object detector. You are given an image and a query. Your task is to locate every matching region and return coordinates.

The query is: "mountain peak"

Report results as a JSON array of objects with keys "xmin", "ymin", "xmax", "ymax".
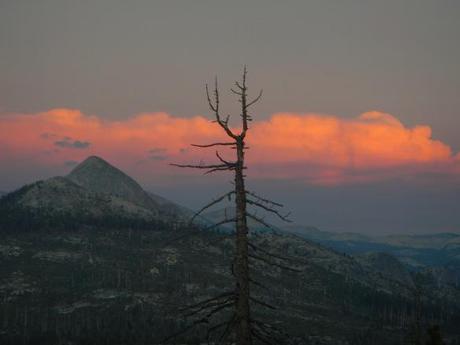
[
  {"xmin": 67, "ymin": 156, "xmax": 157, "ymax": 210},
  {"xmin": 70, "ymin": 155, "xmax": 112, "ymax": 172},
  {"xmin": 68, "ymin": 156, "xmax": 128, "ymax": 186}
]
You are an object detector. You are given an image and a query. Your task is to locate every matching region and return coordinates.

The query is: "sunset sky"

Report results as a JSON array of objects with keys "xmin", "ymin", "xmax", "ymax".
[{"xmin": 1, "ymin": 1, "xmax": 459, "ymax": 234}]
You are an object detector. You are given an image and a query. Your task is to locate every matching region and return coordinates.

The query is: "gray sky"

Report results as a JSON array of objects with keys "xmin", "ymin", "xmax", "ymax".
[{"xmin": 1, "ymin": 0, "xmax": 459, "ymax": 234}]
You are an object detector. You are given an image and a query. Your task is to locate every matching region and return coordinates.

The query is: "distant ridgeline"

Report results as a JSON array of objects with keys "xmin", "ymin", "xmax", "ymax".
[
  {"xmin": 0, "ymin": 156, "xmax": 459, "ymax": 345},
  {"xmin": 281, "ymin": 224, "xmax": 460, "ymax": 272},
  {"xmin": 0, "ymin": 181, "xmax": 170, "ymax": 231},
  {"xmin": 0, "ymin": 156, "xmax": 192, "ymax": 231}
]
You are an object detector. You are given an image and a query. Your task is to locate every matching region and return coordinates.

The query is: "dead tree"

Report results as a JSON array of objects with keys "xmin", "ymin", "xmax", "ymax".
[{"xmin": 172, "ymin": 67, "xmax": 292, "ymax": 345}]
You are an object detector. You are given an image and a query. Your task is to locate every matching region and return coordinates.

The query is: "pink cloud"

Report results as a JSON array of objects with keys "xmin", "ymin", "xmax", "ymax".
[{"xmin": 0, "ymin": 109, "xmax": 458, "ymax": 185}]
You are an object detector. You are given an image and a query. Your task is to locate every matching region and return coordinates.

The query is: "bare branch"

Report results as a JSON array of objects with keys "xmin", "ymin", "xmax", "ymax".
[
  {"xmin": 205, "ymin": 81, "xmax": 217, "ymax": 112},
  {"xmin": 235, "ymin": 81, "xmax": 245, "ymax": 90},
  {"xmin": 223, "ymin": 114, "xmax": 231, "ymax": 126},
  {"xmin": 247, "ymin": 198, "xmax": 292, "ymax": 223},
  {"xmin": 170, "ymin": 162, "xmax": 232, "ymax": 170},
  {"xmin": 246, "ymin": 213, "xmax": 278, "ymax": 232},
  {"xmin": 249, "ymin": 277, "xmax": 270, "ymax": 291},
  {"xmin": 204, "ymin": 166, "xmax": 236, "ymax": 175},
  {"xmin": 180, "ymin": 292, "xmax": 235, "ymax": 313},
  {"xmin": 191, "ymin": 142, "xmax": 235, "ymax": 148},
  {"xmin": 160, "ymin": 318, "xmax": 208, "ymax": 343},
  {"xmin": 246, "ymin": 190, "xmax": 284, "ymax": 207},
  {"xmin": 220, "ymin": 314, "xmax": 237, "ymax": 341},
  {"xmin": 205, "ymin": 301, "xmax": 234, "ymax": 317},
  {"xmin": 204, "ymin": 218, "xmax": 237, "ymax": 231},
  {"xmin": 190, "ymin": 191, "xmax": 235, "ymax": 222},
  {"xmin": 240, "ymin": 67, "xmax": 249, "ymax": 136},
  {"xmin": 206, "ymin": 81, "xmax": 237, "ymax": 139},
  {"xmin": 184, "ymin": 298, "xmax": 234, "ymax": 318},
  {"xmin": 250, "ymin": 296, "xmax": 277, "ymax": 310},
  {"xmin": 248, "ymin": 242, "xmax": 288, "ymax": 262},
  {"xmin": 246, "ymin": 89, "xmax": 263, "ymax": 108},
  {"xmin": 248, "ymin": 242, "xmax": 303, "ymax": 265},
  {"xmin": 231, "ymin": 88, "xmax": 243, "ymax": 95},
  {"xmin": 252, "ymin": 320, "xmax": 292, "ymax": 345},
  {"xmin": 252, "ymin": 329, "xmax": 278, "ymax": 345},
  {"xmin": 206, "ymin": 317, "xmax": 235, "ymax": 342},
  {"xmin": 215, "ymin": 150, "xmax": 236, "ymax": 165},
  {"xmin": 253, "ymin": 319, "xmax": 285, "ymax": 334},
  {"xmin": 249, "ymin": 253, "xmax": 302, "ymax": 273},
  {"xmin": 171, "ymin": 161, "xmax": 236, "ymax": 175}
]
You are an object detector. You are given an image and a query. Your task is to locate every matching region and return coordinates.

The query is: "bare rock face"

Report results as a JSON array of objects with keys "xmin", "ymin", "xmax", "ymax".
[
  {"xmin": 66, "ymin": 156, "xmax": 196, "ymax": 222},
  {"xmin": 14, "ymin": 176, "xmax": 156, "ymax": 220},
  {"xmin": 0, "ymin": 156, "xmax": 195, "ymax": 228},
  {"xmin": 67, "ymin": 156, "xmax": 160, "ymax": 211}
]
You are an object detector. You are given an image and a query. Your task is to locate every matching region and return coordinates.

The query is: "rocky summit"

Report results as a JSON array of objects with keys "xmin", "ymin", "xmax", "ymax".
[
  {"xmin": 0, "ymin": 156, "xmax": 191, "ymax": 231},
  {"xmin": 67, "ymin": 156, "xmax": 160, "ymax": 212}
]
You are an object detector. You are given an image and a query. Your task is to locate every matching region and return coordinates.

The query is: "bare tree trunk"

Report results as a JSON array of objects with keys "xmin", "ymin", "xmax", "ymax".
[
  {"xmin": 172, "ymin": 67, "xmax": 289, "ymax": 344},
  {"xmin": 234, "ymin": 137, "xmax": 252, "ymax": 344}
]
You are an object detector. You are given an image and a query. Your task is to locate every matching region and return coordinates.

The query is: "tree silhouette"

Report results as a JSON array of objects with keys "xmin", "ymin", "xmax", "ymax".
[{"xmin": 172, "ymin": 67, "xmax": 292, "ymax": 345}]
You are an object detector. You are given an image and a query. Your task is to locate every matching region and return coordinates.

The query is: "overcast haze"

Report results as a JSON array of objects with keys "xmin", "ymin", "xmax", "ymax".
[{"xmin": 1, "ymin": 0, "xmax": 459, "ymax": 234}]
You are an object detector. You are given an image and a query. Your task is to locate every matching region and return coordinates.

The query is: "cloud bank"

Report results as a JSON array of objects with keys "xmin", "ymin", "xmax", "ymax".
[{"xmin": 0, "ymin": 109, "xmax": 458, "ymax": 185}]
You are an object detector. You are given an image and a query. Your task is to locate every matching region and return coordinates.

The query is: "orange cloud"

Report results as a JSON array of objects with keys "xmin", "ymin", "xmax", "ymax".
[
  {"xmin": 0, "ymin": 109, "xmax": 458, "ymax": 185},
  {"xmin": 248, "ymin": 111, "xmax": 455, "ymax": 184}
]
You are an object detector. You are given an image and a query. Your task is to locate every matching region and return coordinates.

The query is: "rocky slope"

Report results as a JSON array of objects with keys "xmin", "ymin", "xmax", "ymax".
[
  {"xmin": 67, "ymin": 156, "xmax": 160, "ymax": 212},
  {"xmin": 1, "ymin": 225, "xmax": 459, "ymax": 345},
  {"xmin": 0, "ymin": 156, "xmax": 459, "ymax": 344},
  {"xmin": 11, "ymin": 176, "xmax": 155, "ymax": 219},
  {"xmin": 355, "ymin": 252, "xmax": 415, "ymax": 291},
  {"xmin": 0, "ymin": 156, "xmax": 191, "ymax": 230}
]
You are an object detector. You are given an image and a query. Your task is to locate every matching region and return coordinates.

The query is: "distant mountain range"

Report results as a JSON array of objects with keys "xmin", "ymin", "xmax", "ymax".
[
  {"xmin": 281, "ymin": 224, "xmax": 460, "ymax": 277},
  {"xmin": 282, "ymin": 224, "xmax": 460, "ymax": 251},
  {"xmin": 1, "ymin": 156, "xmax": 458, "ymax": 276},
  {"xmin": 0, "ymin": 156, "xmax": 459, "ymax": 344},
  {"xmin": 202, "ymin": 205, "xmax": 460, "ymax": 279},
  {"xmin": 0, "ymin": 156, "xmax": 192, "ymax": 230}
]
